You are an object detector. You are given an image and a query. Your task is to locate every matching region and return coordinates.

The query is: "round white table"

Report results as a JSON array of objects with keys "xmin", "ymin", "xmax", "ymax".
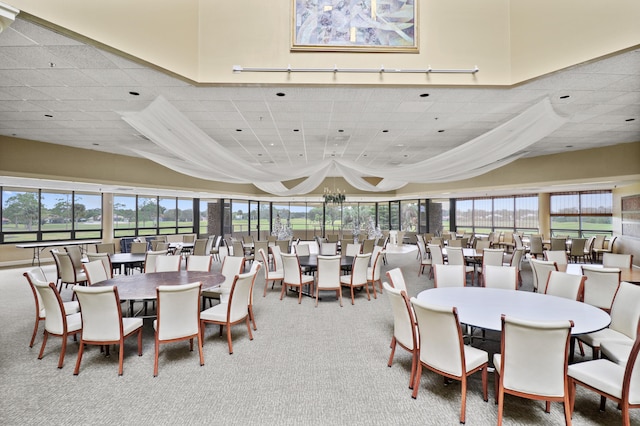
[{"xmin": 416, "ymin": 287, "xmax": 610, "ymax": 335}]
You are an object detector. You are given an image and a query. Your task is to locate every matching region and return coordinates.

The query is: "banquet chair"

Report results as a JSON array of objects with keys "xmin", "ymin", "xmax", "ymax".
[
  {"xmin": 529, "ymin": 259, "xmax": 558, "ymax": 293},
  {"xmin": 600, "ymin": 341, "xmax": 633, "ymax": 367},
  {"xmin": 186, "ymin": 255, "xmax": 212, "ymax": 272},
  {"xmin": 276, "ymin": 239, "xmax": 290, "ymax": 254},
  {"xmin": 280, "ymin": 253, "xmax": 315, "ymax": 304},
  {"xmin": 544, "ymin": 271, "xmax": 585, "ymax": 301},
  {"xmin": 593, "ymin": 235, "xmax": 618, "ymax": 264},
  {"xmin": 433, "ymin": 264, "xmax": 466, "ymax": 288},
  {"xmin": 64, "ymin": 245, "xmax": 84, "ymax": 270},
  {"xmin": 545, "ymin": 250, "xmax": 569, "ymax": 270},
  {"xmin": 230, "ymin": 241, "xmax": 244, "ymax": 257},
  {"xmin": 154, "ymin": 281, "xmax": 204, "ymax": 376},
  {"xmin": 340, "ymin": 253, "xmax": 372, "ymax": 305},
  {"xmin": 361, "ymin": 238, "xmax": 375, "ymax": 254},
  {"xmin": 294, "ymin": 243, "xmax": 312, "ymax": 272},
  {"xmin": 581, "ymin": 265, "xmax": 621, "ymax": 313},
  {"xmin": 384, "ymin": 282, "xmax": 418, "ymax": 389},
  {"xmin": 86, "ymin": 252, "xmax": 115, "ymax": 278},
  {"xmin": 155, "ymin": 242, "xmax": 170, "ymax": 252},
  {"xmin": 483, "ymin": 265, "xmax": 518, "ymax": 290},
  {"xmin": 154, "ymin": 254, "xmax": 183, "ymax": 272},
  {"xmin": 416, "ymin": 238, "xmax": 431, "ymax": 277},
  {"xmin": 192, "ymin": 238, "xmax": 208, "ymax": 256},
  {"xmin": 529, "ymin": 235, "xmax": 544, "ymax": 259},
  {"xmin": 201, "ymin": 255, "xmax": 245, "ymax": 308},
  {"xmin": 603, "ymin": 253, "xmax": 633, "ymax": 269},
  {"xmin": 583, "ymin": 235, "xmax": 596, "ymax": 263},
  {"xmin": 410, "ymin": 298, "xmax": 489, "ymax": 424},
  {"xmin": 344, "ymin": 243, "xmax": 361, "ymax": 258},
  {"xmin": 315, "ymin": 255, "xmax": 342, "ymax": 307},
  {"xmin": 94, "ymin": 243, "xmax": 115, "ymax": 255},
  {"xmin": 210, "ymin": 236, "xmax": 223, "ymax": 262},
  {"xmin": 505, "ymin": 248, "xmax": 525, "ymax": 287},
  {"xmin": 259, "ymin": 248, "xmax": 284, "ymax": 297},
  {"xmin": 425, "ymin": 244, "xmax": 444, "ymax": 279},
  {"xmin": 568, "ymin": 238, "xmax": 587, "ymax": 263},
  {"xmin": 82, "ymin": 259, "xmax": 110, "ymax": 285},
  {"xmin": 568, "ymin": 323, "xmax": 640, "ymax": 425},
  {"xmin": 143, "ymin": 249, "xmax": 169, "ymax": 273},
  {"xmin": 73, "ymin": 285, "xmax": 143, "ymax": 376},
  {"xmin": 366, "ymin": 246, "xmax": 385, "ymax": 296},
  {"xmin": 577, "ymin": 282, "xmax": 640, "ymax": 360},
  {"xmin": 494, "ymin": 315, "xmax": 573, "ymax": 426},
  {"xmin": 445, "ymin": 246, "xmax": 475, "ymax": 285},
  {"xmin": 55, "ymin": 250, "xmax": 88, "ymax": 292},
  {"xmin": 253, "ymin": 240, "xmax": 269, "ymax": 262},
  {"xmin": 386, "ymin": 268, "xmax": 408, "ymax": 293},
  {"xmin": 246, "ymin": 261, "xmax": 261, "ymax": 331},
  {"xmin": 130, "ymin": 241, "xmax": 148, "ymax": 254},
  {"xmin": 477, "ymin": 248, "xmax": 504, "ymax": 286},
  {"xmin": 32, "ymin": 281, "xmax": 82, "ymax": 369},
  {"xmin": 474, "ymin": 239, "xmax": 491, "ymax": 253},
  {"xmin": 550, "ymin": 237, "xmax": 568, "ymax": 252},
  {"xmin": 23, "ymin": 269, "xmax": 79, "ymax": 348},
  {"xmin": 320, "ymin": 242, "xmax": 338, "ymax": 256},
  {"xmin": 200, "ymin": 267, "xmax": 260, "ymax": 354}
]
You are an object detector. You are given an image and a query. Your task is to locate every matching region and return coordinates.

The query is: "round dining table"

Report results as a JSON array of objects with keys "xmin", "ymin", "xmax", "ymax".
[
  {"xmin": 297, "ymin": 255, "xmax": 353, "ymax": 270},
  {"xmin": 92, "ymin": 270, "xmax": 224, "ymax": 300},
  {"xmin": 416, "ymin": 287, "xmax": 610, "ymax": 336}
]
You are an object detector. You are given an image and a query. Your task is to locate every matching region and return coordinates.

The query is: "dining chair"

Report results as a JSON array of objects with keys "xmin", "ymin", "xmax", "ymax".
[
  {"xmin": 320, "ymin": 242, "xmax": 338, "ymax": 256},
  {"xmin": 275, "ymin": 239, "xmax": 290, "ymax": 254},
  {"xmin": 64, "ymin": 245, "xmax": 84, "ymax": 271},
  {"xmin": 340, "ymin": 253, "xmax": 372, "ymax": 305},
  {"xmin": 568, "ymin": 238, "xmax": 587, "ymax": 263},
  {"xmin": 253, "ymin": 240, "xmax": 269, "ymax": 261},
  {"xmin": 94, "ymin": 243, "xmax": 116, "ymax": 255},
  {"xmin": 154, "ymin": 254, "xmax": 183, "ymax": 272},
  {"xmin": 505, "ymin": 247, "xmax": 525, "ymax": 287},
  {"xmin": 433, "ymin": 264, "xmax": 466, "ymax": 288},
  {"xmin": 200, "ymin": 267, "xmax": 260, "ymax": 354},
  {"xmin": 385, "ymin": 267, "xmax": 407, "ymax": 293},
  {"xmin": 86, "ymin": 252, "xmax": 115, "ymax": 278},
  {"xmin": 477, "ymin": 248, "xmax": 504, "ymax": 286},
  {"xmin": 186, "ymin": 255, "xmax": 212, "ymax": 272},
  {"xmin": 344, "ymin": 242, "xmax": 361, "ymax": 258},
  {"xmin": 603, "ymin": 253, "xmax": 633, "ymax": 269},
  {"xmin": 361, "ymin": 238, "xmax": 375, "ymax": 254},
  {"xmin": 130, "ymin": 241, "xmax": 148, "ymax": 254},
  {"xmin": 425, "ymin": 243, "xmax": 444, "ymax": 279},
  {"xmin": 583, "ymin": 235, "xmax": 596, "ymax": 263},
  {"xmin": 493, "ymin": 315, "xmax": 573, "ymax": 426},
  {"xmin": 82, "ymin": 259, "xmax": 110, "ymax": 285},
  {"xmin": 383, "ymin": 282, "xmax": 418, "ymax": 389},
  {"xmin": 550, "ymin": 237, "xmax": 567, "ymax": 252},
  {"xmin": 258, "ymin": 248, "xmax": 283, "ymax": 297},
  {"xmin": 416, "ymin": 238, "xmax": 432, "ymax": 277},
  {"xmin": 581, "ymin": 265, "xmax": 621, "ymax": 313},
  {"xmin": 143, "ymin": 249, "xmax": 169, "ymax": 273},
  {"xmin": 599, "ymin": 341, "xmax": 633, "ymax": 367},
  {"xmin": 72, "ymin": 285, "xmax": 143, "ymax": 376},
  {"xmin": 529, "ymin": 235, "xmax": 544, "ymax": 259},
  {"xmin": 315, "ymin": 255, "xmax": 342, "ymax": 307},
  {"xmin": 192, "ymin": 238, "xmax": 208, "ymax": 256},
  {"xmin": 568, "ymin": 323, "xmax": 640, "ymax": 425},
  {"xmin": 544, "ymin": 271, "xmax": 585, "ymax": 301},
  {"xmin": 593, "ymin": 235, "xmax": 618, "ymax": 264},
  {"xmin": 366, "ymin": 246, "xmax": 385, "ymax": 296},
  {"xmin": 55, "ymin": 250, "xmax": 88, "ymax": 292},
  {"xmin": 201, "ymin": 255, "xmax": 245, "ymax": 307},
  {"xmin": 410, "ymin": 298, "xmax": 489, "ymax": 424},
  {"xmin": 32, "ymin": 280, "xmax": 82, "ymax": 369},
  {"xmin": 154, "ymin": 281, "xmax": 204, "ymax": 376},
  {"xmin": 23, "ymin": 269, "xmax": 79, "ymax": 348},
  {"xmin": 578, "ymin": 282, "xmax": 640, "ymax": 360},
  {"xmin": 445, "ymin": 246, "xmax": 475, "ymax": 285},
  {"xmin": 483, "ymin": 265, "xmax": 518, "ymax": 290},
  {"xmin": 210, "ymin": 235, "xmax": 223, "ymax": 262},
  {"xmin": 280, "ymin": 253, "xmax": 314, "ymax": 304},
  {"xmin": 529, "ymin": 259, "xmax": 558, "ymax": 293},
  {"xmin": 545, "ymin": 250, "xmax": 568, "ymax": 270}
]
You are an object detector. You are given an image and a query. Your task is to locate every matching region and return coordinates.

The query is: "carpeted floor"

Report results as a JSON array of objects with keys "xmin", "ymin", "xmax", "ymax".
[{"xmin": 0, "ymin": 245, "xmax": 635, "ymax": 425}]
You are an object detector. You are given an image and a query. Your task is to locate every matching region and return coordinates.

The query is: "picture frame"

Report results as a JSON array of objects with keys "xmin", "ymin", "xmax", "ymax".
[{"xmin": 292, "ymin": 0, "xmax": 418, "ymax": 53}]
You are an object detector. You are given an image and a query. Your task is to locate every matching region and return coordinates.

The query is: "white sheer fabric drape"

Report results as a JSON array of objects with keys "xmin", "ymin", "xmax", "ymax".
[{"xmin": 121, "ymin": 96, "xmax": 566, "ymax": 196}]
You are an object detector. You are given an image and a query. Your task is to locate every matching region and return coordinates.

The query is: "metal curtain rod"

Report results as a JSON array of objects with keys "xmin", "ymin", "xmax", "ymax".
[{"xmin": 232, "ymin": 65, "xmax": 479, "ymax": 74}]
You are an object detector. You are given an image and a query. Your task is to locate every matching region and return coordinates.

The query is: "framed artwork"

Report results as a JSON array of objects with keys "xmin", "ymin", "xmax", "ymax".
[{"xmin": 292, "ymin": 0, "xmax": 418, "ymax": 52}]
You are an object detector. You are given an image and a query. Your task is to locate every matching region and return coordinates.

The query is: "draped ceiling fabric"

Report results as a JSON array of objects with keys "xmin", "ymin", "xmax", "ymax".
[{"xmin": 121, "ymin": 96, "xmax": 567, "ymax": 196}]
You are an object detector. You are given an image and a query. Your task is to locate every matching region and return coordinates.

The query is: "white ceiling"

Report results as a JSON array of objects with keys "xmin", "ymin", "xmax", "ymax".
[{"xmin": 0, "ymin": 18, "xmax": 639, "ymax": 199}]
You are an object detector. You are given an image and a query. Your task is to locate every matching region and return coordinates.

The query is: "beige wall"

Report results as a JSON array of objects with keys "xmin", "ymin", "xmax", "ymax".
[{"xmin": 10, "ymin": 0, "xmax": 640, "ymax": 86}]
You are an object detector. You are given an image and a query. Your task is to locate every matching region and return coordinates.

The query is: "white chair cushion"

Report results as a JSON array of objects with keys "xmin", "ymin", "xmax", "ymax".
[
  {"xmin": 600, "ymin": 341, "xmax": 633, "ymax": 367},
  {"xmin": 340, "ymin": 275, "xmax": 352, "ymax": 285},
  {"xmin": 464, "ymin": 345, "xmax": 488, "ymax": 372},
  {"xmin": 62, "ymin": 301, "xmax": 80, "ymax": 315},
  {"xmin": 269, "ymin": 270, "xmax": 284, "ymax": 280},
  {"xmin": 568, "ymin": 359, "xmax": 624, "ymax": 400},
  {"xmin": 66, "ymin": 312, "xmax": 83, "ymax": 333},
  {"xmin": 579, "ymin": 328, "xmax": 633, "ymax": 348},
  {"xmin": 200, "ymin": 304, "xmax": 232, "ymax": 322},
  {"xmin": 301, "ymin": 275, "xmax": 314, "ymax": 284},
  {"xmin": 122, "ymin": 317, "xmax": 143, "ymax": 336}
]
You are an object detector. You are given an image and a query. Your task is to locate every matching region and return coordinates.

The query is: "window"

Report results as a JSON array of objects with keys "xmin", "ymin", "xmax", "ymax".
[
  {"xmin": 113, "ymin": 195, "xmax": 196, "ymax": 238},
  {"xmin": 550, "ymin": 191, "xmax": 612, "ymax": 237},
  {"xmin": 400, "ymin": 200, "xmax": 418, "ymax": 231},
  {"xmin": 231, "ymin": 200, "xmax": 249, "ymax": 237},
  {"xmin": 455, "ymin": 195, "xmax": 539, "ymax": 235}
]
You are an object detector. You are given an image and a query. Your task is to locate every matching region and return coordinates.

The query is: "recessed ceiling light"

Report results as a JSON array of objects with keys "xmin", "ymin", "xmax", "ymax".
[
  {"xmin": 559, "ymin": 95, "xmax": 570, "ymax": 99},
  {"xmin": 363, "ymin": 154, "xmax": 368, "ymax": 157},
  {"xmin": 625, "ymin": 118, "xmax": 635, "ymax": 122},
  {"xmin": 566, "ymin": 145, "xmax": 573, "ymax": 148},
  {"xmin": 269, "ymin": 143, "xmax": 275, "ymax": 146},
  {"xmin": 129, "ymin": 91, "xmax": 140, "ymax": 96},
  {"xmin": 293, "ymin": 129, "xmax": 299, "ymax": 132},
  {"xmin": 298, "ymin": 154, "xmax": 303, "ymax": 157},
  {"xmin": 338, "ymin": 129, "xmax": 344, "ymax": 133},
  {"xmin": 257, "ymin": 153, "xmax": 263, "ymax": 156},
  {"xmin": 419, "ymin": 93, "xmax": 429, "ymax": 97},
  {"xmin": 44, "ymin": 114, "xmax": 53, "ymax": 118},
  {"xmin": 276, "ymin": 92, "xmax": 285, "ymax": 97},
  {"xmin": 438, "ymin": 130, "xmax": 445, "ymax": 133},
  {"xmin": 382, "ymin": 129, "xmax": 389, "ymax": 133},
  {"xmin": 92, "ymin": 143, "xmax": 99, "ymax": 146},
  {"xmin": 236, "ymin": 129, "xmax": 242, "ymax": 132},
  {"xmin": 403, "ymin": 154, "xmax": 408, "ymax": 157}
]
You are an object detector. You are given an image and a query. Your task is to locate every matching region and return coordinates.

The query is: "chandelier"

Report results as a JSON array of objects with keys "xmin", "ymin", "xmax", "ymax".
[{"xmin": 323, "ymin": 187, "xmax": 346, "ymax": 205}]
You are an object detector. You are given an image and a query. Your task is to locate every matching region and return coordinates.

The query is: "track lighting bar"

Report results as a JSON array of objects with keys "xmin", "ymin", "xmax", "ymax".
[{"xmin": 232, "ymin": 65, "xmax": 479, "ymax": 74}]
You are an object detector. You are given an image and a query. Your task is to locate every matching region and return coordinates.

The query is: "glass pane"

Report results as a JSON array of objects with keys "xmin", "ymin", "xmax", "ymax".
[
  {"xmin": 272, "ymin": 203, "xmax": 291, "ymax": 239},
  {"xmin": 389, "ymin": 201, "xmax": 400, "ymax": 230},
  {"xmin": 473, "ymin": 199, "xmax": 492, "ymax": 230},
  {"xmin": 231, "ymin": 200, "xmax": 249, "ymax": 237},
  {"xmin": 307, "ymin": 202, "xmax": 324, "ymax": 238},
  {"xmin": 3, "ymin": 233, "xmax": 38, "ymax": 243},
  {"xmin": 177, "ymin": 198, "xmax": 193, "ymax": 227},
  {"xmin": 115, "ymin": 229, "xmax": 135, "ymax": 237},
  {"xmin": 199, "ymin": 200, "xmax": 208, "ymax": 236},
  {"xmin": 137, "ymin": 196, "xmax": 157, "ymax": 228},
  {"xmin": 341, "ymin": 203, "xmax": 358, "ymax": 235},
  {"xmin": 377, "ymin": 203, "xmax": 389, "ymax": 231},
  {"xmin": 551, "ymin": 194, "xmax": 579, "ymax": 215},
  {"xmin": 2, "ymin": 188, "xmax": 39, "ymax": 232},
  {"xmin": 493, "ymin": 197, "xmax": 513, "ymax": 229},
  {"xmin": 324, "ymin": 204, "xmax": 342, "ymax": 235},
  {"xmin": 249, "ymin": 201, "xmax": 259, "ymax": 238},
  {"xmin": 359, "ymin": 203, "xmax": 377, "ymax": 236},
  {"xmin": 581, "ymin": 192, "xmax": 612, "ymax": 214},
  {"xmin": 581, "ymin": 215, "xmax": 612, "ymax": 233},
  {"xmin": 42, "ymin": 232, "xmax": 71, "ymax": 241},
  {"xmin": 259, "ymin": 202, "xmax": 271, "ymax": 240},
  {"xmin": 400, "ymin": 200, "xmax": 418, "ymax": 231},
  {"xmin": 515, "ymin": 196, "xmax": 538, "ymax": 229},
  {"xmin": 289, "ymin": 202, "xmax": 307, "ymax": 240},
  {"xmin": 551, "ymin": 216, "xmax": 579, "ymax": 236},
  {"xmin": 75, "ymin": 193, "xmax": 102, "ymax": 230},
  {"xmin": 41, "ymin": 191, "xmax": 72, "ymax": 233},
  {"xmin": 456, "ymin": 199, "xmax": 472, "ymax": 227},
  {"xmin": 113, "ymin": 195, "xmax": 136, "ymax": 231},
  {"xmin": 159, "ymin": 198, "xmax": 177, "ymax": 228},
  {"xmin": 75, "ymin": 230, "xmax": 101, "ymax": 239}
]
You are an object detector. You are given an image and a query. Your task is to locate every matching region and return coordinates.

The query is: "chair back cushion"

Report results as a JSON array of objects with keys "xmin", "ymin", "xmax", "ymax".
[
  {"xmin": 156, "ymin": 282, "xmax": 202, "ymax": 340},
  {"xmin": 186, "ymin": 255, "xmax": 212, "ymax": 272},
  {"xmin": 544, "ymin": 271, "xmax": 584, "ymax": 300},
  {"xmin": 220, "ymin": 256, "xmax": 245, "ymax": 287},
  {"xmin": 384, "ymin": 283, "xmax": 416, "ymax": 350},
  {"xmin": 427, "ymin": 244, "xmax": 444, "ymax": 265},
  {"xmin": 83, "ymin": 260, "xmax": 109, "ymax": 285},
  {"xmin": 351, "ymin": 253, "xmax": 371, "ymax": 285},
  {"xmin": 483, "ymin": 265, "xmax": 517, "ymax": 290},
  {"xmin": 581, "ymin": 266, "xmax": 621, "ymax": 311},
  {"xmin": 33, "ymin": 281, "xmax": 66, "ymax": 334},
  {"xmin": 74, "ymin": 285, "xmax": 121, "ymax": 341},
  {"xmin": 529, "ymin": 259, "xmax": 557, "ymax": 293},
  {"xmin": 228, "ymin": 270, "xmax": 258, "ymax": 322},
  {"xmin": 155, "ymin": 255, "xmax": 182, "ymax": 272},
  {"xmin": 386, "ymin": 268, "xmax": 407, "ymax": 292},
  {"xmin": 316, "ymin": 255, "xmax": 341, "ymax": 289},
  {"xmin": 434, "ymin": 264, "xmax": 466, "ymax": 288},
  {"xmin": 610, "ymin": 282, "xmax": 640, "ymax": 339}
]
